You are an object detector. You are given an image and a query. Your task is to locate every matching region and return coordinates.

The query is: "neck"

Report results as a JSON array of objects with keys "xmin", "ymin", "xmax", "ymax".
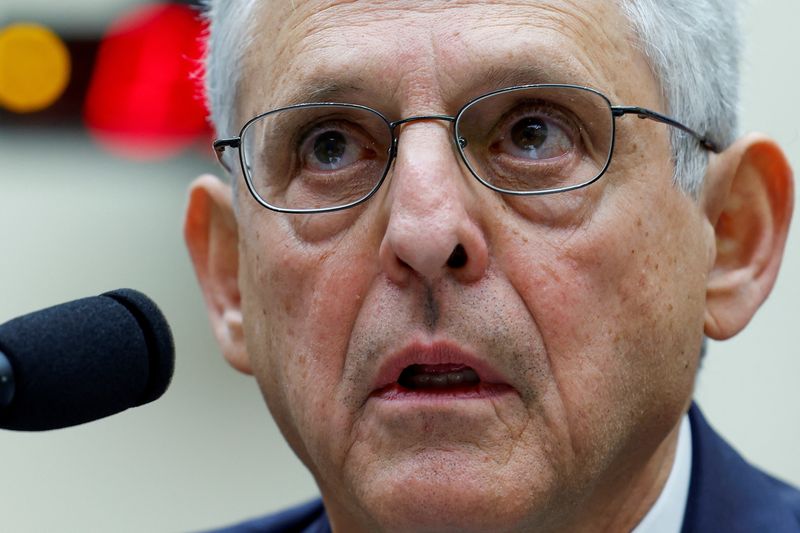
[{"xmin": 568, "ymin": 414, "xmax": 684, "ymax": 533}]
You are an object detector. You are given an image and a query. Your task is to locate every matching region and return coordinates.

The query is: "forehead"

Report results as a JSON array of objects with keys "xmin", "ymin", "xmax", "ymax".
[{"xmin": 238, "ymin": 0, "xmax": 656, "ymax": 118}]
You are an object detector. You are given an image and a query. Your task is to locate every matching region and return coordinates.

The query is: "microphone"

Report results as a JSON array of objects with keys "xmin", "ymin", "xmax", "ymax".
[{"xmin": 0, "ymin": 289, "xmax": 174, "ymax": 431}]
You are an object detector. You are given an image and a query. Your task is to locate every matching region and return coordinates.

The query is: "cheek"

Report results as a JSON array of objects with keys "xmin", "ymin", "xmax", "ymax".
[
  {"xmin": 496, "ymin": 195, "xmax": 707, "ymax": 451},
  {"xmin": 238, "ymin": 216, "xmax": 379, "ymax": 459}
]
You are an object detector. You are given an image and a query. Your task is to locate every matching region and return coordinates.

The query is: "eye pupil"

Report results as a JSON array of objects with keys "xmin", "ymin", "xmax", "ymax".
[
  {"xmin": 511, "ymin": 117, "xmax": 548, "ymax": 150},
  {"xmin": 313, "ymin": 131, "xmax": 347, "ymax": 165}
]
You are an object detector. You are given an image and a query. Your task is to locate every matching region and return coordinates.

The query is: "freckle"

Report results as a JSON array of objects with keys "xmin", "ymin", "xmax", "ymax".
[
  {"xmin": 636, "ymin": 218, "xmax": 642, "ymax": 227},
  {"xmin": 645, "ymin": 231, "xmax": 650, "ymax": 237},
  {"xmin": 630, "ymin": 249, "xmax": 635, "ymax": 255},
  {"xmin": 667, "ymin": 303, "xmax": 673, "ymax": 312}
]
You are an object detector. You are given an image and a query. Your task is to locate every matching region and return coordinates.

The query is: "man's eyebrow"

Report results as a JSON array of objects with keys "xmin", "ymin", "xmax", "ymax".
[
  {"xmin": 271, "ymin": 64, "xmax": 595, "ymax": 110},
  {"xmin": 443, "ymin": 62, "xmax": 610, "ymax": 106},
  {"xmin": 278, "ymin": 79, "xmax": 366, "ymax": 107},
  {"xmin": 475, "ymin": 64, "xmax": 574, "ymax": 92}
]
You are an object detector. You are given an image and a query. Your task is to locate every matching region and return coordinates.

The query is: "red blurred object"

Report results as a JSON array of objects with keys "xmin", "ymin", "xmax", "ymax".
[{"xmin": 84, "ymin": 3, "xmax": 210, "ymax": 160}]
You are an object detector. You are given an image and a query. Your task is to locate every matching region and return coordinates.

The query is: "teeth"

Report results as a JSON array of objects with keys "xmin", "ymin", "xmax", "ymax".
[{"xmin": 398, "ymin": 365, "xmax": 480, "ymax": 390}]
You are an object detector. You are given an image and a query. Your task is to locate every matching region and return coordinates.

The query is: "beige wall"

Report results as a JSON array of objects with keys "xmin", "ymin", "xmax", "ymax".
[
  {"xmin": 693, "ymin": 0, "xmax": 800, "ymax": 493},
  {"xmin": 5, "ymin": 0, "xmax": 148, "ymax": 33},
  {"xmin": 0, "ymin": 2, "xmax": 797, "ymax": 531}
]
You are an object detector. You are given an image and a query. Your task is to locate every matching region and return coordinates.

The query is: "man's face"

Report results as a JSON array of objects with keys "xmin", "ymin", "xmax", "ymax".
[{"xmin": 231, "ymin": 1, "xmax": 712, "ymax": 530}]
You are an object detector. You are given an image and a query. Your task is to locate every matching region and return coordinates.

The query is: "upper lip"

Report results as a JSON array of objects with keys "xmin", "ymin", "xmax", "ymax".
[{"xmin": 370, "ymin": 340, "xmax": 512, "ymax": 394}]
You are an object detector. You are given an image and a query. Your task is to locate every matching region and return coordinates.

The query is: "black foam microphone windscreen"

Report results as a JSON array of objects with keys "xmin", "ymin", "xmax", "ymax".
[{"xmin": 0, "ymin": 289, "xmax": 174, "ymax": 431}]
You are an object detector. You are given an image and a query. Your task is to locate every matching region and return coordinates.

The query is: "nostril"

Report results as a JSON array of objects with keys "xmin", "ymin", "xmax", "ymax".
[{"xmin": 446, "ymin": 244, "xmax": 468, "ymax": 269}]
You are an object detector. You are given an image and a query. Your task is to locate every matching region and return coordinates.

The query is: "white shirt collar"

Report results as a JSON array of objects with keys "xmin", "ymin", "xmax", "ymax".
[{"xmin": 631, "ymin": 414, "xmax": 692, "ymax": 533}]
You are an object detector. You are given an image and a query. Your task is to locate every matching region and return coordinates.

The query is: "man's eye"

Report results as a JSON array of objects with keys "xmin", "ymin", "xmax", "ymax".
[
  {"xmin": 312, "ymin": 130, "xmax": 348, "ymax": 167},
  {"xmin": 299, "ymin": 124, "xmax": 374, "ymax": 171},
  {"xmin": 492, "ymin": 113, "xmax": 574, "ymax": 161},
  {"xmin": 512, "ymin": 117, "xmax": 548, "ymax": 151}
]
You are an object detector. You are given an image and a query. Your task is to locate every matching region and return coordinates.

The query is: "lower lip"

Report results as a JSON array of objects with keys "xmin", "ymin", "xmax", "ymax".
[{"xmin": 370, "ymin": 383, "xmax": 514, "ymax": 402}]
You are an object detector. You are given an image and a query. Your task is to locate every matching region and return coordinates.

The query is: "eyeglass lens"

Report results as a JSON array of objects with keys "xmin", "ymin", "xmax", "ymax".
[
  {"xmin": 241, "ymin": 105, "xmax": 393, "ymax": 211},
  {"xmin": 240, "ymin": 86, "xmax": 615, "ymax": 211},
  {"xmin": 455, "ymin": 86, "xmax": 613, "ymax": 195}
]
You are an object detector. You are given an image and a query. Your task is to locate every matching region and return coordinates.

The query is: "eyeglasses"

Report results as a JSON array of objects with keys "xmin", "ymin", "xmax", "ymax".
[{"xmin": 213, "ymin": 84, "xmax": 719, "ymax": 214}]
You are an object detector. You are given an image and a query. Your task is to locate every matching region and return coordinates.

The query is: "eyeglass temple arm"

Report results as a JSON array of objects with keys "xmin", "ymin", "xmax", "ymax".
[
  {"xmin": 611, "ymin": 106, "xmax": 721, "ymax": 153},
  {"xmin": 212, "ymin": 137, "xmax": 241, "ymax": 171},
  {"xmin": 213, "ymin": 137, "xmax": 240, "ymax": 156}
]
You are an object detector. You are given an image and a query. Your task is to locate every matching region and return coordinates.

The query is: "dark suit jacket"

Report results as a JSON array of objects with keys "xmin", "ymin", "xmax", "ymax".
[
  {"xmin": 681, "ymin": 404, "xmax": 800, "ymax": 532},
  {"xmin": 208, "ymin": 405, "xmax": 800, "ymax": 532}
]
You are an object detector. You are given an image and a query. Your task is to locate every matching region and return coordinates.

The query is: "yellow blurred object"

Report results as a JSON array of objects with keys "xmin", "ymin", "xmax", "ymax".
[{"xmin": 0, "ymin": 23, "xmax": 71, "ymax": 113}]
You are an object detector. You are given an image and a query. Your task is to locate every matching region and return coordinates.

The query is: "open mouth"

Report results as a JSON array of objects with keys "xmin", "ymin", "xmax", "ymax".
[
  {"xmin": 372, "ymin": 362, "xmax": 512, "ymax": 400},
  {"xmin": 397, "ymin": 363, "xmax": 481, "ymax": 390}
]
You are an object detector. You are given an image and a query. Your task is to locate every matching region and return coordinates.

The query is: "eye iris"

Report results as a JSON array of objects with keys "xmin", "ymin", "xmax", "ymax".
[
  {"xmin": 313, "ymin": 131, "xmax": 347, "ymax": 165},
  {"xmin": 511, "ymin": 117, "xmax": 548, "ymax": 151}
]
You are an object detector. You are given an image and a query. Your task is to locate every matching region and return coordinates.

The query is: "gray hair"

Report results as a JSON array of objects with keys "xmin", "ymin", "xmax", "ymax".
[
  {"xmin": 619, "ymin": 0, "xmax": 741, "ymax": 196},
  {"xmin": 203, "ymin": 0, "xmax": 741, "ymax": 197},
  {"xmin": 203, "ymin": 0, "xmax": 258, "ymax": 139}
]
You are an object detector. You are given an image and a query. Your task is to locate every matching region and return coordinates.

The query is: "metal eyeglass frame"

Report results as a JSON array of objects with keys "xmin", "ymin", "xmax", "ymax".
[{"xmin": 212, "ymin": 83, "xmax": 721, "ymax": 214}]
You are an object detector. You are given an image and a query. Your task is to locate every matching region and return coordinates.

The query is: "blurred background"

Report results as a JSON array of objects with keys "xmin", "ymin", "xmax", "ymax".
[{"xmin": 0, "ymin": 1, "xmax": 797, "ymax": 531}]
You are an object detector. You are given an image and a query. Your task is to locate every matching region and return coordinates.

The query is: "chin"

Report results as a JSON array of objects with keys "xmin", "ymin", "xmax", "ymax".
[{"xmin": 344, "ymin": 449, "xmax": 551, "ymax": 533}]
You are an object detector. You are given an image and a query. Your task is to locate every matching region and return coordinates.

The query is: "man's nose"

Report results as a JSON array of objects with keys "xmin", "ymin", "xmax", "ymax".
[{"xmin": 378, "ymin": 123, "xmax": 489, "ymax": 286}]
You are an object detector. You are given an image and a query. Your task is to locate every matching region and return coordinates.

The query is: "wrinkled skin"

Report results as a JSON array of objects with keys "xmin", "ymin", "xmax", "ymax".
[{"xmin": 185, "ymin": 1, "xmax": 794, "ymax": 531}]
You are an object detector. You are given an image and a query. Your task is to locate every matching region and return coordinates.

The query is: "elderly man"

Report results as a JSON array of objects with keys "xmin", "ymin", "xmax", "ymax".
[{"xmin": 184, "ymin": 0, "xmax": 798, "ymax": 531}]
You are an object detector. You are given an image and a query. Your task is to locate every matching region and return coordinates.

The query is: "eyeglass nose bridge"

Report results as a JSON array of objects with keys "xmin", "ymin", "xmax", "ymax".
[{"xmin": 388, "ymin": 114, "xmax": 469, "ymax": 152}]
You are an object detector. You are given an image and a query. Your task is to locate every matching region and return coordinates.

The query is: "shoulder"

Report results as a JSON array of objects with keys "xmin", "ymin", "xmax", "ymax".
[
  {"xmin": 683, "ymin": 404, "xmax": 800, "ymax": 532},
  {"xmin": 202, "ymin": 499, "xmax": 329, "ymax": 533}
]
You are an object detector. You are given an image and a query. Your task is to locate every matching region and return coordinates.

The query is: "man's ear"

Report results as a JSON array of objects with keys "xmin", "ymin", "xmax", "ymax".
[
  {"xmin": 184, "ymin": 174, "xmax": 252, "ymax": 374},
  {"xmin": 702, "ymin": 133, "xmax": 794, "ymax": 340}
]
